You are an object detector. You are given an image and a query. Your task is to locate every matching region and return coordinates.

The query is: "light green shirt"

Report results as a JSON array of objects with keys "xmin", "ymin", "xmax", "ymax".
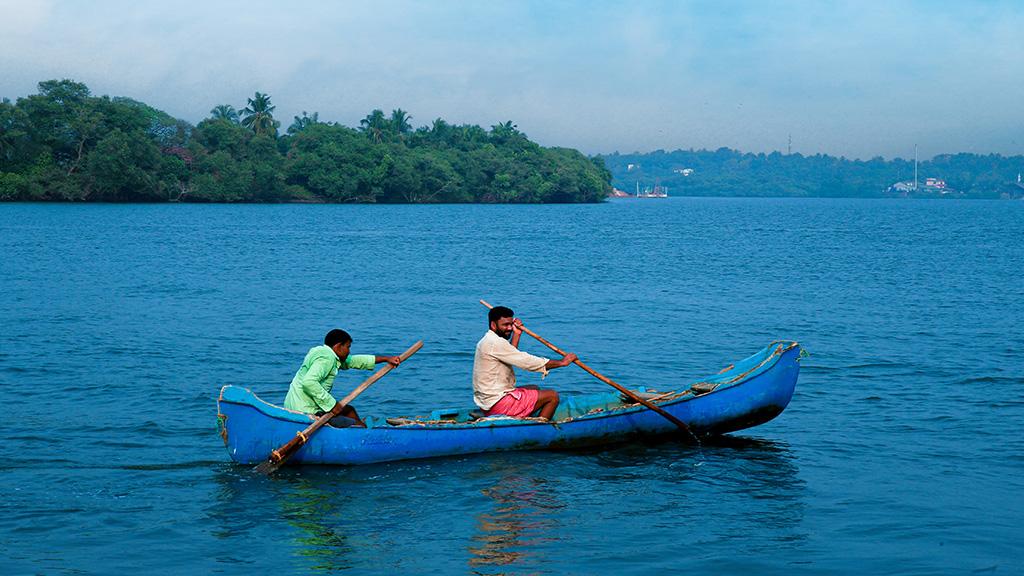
[{"xmin": 283, "ymin": 345, "xmax": 376, "ymax": 414}]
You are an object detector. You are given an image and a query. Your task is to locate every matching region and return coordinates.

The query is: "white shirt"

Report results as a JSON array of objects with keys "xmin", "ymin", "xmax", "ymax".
[{"xmin": 472, "ymin": 330, "xmax": 550, "ymax": 410}]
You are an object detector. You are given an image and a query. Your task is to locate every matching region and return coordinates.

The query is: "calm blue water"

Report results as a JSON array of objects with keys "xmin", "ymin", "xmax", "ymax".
[{"xmin": 1, "ymin": 198, "xmax": 1022, "ymax": 575}]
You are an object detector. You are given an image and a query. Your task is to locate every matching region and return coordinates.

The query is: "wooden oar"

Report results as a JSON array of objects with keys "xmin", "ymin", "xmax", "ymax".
[
  {"xmin": 479, "ymin": 300, "xmax": 693, "ymax": 435},
  {"xmin": 255, "ymin": 340, "xmax": 423, "ymax": 475}
]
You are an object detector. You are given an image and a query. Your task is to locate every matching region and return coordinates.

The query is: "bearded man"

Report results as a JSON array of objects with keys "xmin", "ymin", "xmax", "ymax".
[{"xmin": 471, "ymin": 306, "xmax": 576, "ymax": 421}]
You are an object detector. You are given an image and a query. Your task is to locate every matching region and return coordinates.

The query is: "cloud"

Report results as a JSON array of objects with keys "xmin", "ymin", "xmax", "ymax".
[
  {"xmin": 1, "ymin": 0, "xmax": 1022, "ymax": 159},
  {"xmin": 0, "ymin": 0, "xmax": 53, "ymax": 34}
]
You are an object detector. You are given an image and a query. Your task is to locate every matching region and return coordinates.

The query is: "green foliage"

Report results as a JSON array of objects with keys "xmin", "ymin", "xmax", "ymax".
[
  {"xmin": 602, "ymin": 148, "xmax": 1024, "ymax": 199},
  {"xmin": 284, "ymin": 123, "xmax": 377, "ymax": 201},
  {"xmin": 0, "ymin": 98, "xmax": 33, "ymax": 171},
  {"xmin": 189, "ymin": 150, "xmax": 252, "ymax": 202},
  {"xmin": 84, "ymin": 128, "xmax": 162, "ymax": 200},
  {"xmin": 0, "ymin": 171, "xmax": 28, "ymax": 200},
  {"xmin": 1, "ymin": 79, "xmax": 611, "ymax": 203},
  {"xmin": 194, "ymin": 118, "xmax": 249, "ymax": 156}
]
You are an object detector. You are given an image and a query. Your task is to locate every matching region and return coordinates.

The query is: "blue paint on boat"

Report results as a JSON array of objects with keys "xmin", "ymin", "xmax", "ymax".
[{"xmin": 217, "ymin": 341, "xmax": 801, "ymax": 466}]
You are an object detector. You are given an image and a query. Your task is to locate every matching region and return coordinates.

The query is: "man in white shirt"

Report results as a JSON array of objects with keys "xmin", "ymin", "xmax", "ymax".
[{"xmin": 472, "ymin": 305, "xmax": 577, "ymax": 421}]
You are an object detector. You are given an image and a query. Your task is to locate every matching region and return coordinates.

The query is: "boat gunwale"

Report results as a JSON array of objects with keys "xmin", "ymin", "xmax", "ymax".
[{"xmin": 218, "ymin": 341, "xmax": 800, "ymax": 431}]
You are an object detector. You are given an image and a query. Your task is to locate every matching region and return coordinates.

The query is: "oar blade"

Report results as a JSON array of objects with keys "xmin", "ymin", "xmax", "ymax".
[
  {"xmin": 254, "ymin": 457, "xmax": 283, "ymax": 475},
  {"xmin": 254, "ymin": 438, "xmax": 306, "ymax": 474},
  {"xmin": 254, "ymin": 433, "xmax": 305, "ymax": 475}
]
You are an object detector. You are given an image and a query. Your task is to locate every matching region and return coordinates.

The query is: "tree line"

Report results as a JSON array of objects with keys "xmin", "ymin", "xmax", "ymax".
[
  {"xmin": 0, "ymin": 80, "xmax": 611, "ymax": 203},
  {"xmin": 601, "ymin": 148, "xmax": 1024, "ymax": 199}
]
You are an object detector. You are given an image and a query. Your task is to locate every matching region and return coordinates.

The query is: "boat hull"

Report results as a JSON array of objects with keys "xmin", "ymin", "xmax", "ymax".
[{"xmin": 217, "ymin": 342, "xmax": 801, "ymax": 466}]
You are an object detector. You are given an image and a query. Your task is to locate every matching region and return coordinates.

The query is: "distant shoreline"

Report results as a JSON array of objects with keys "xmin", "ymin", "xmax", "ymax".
[
  {"xmin": 601, "ymin": 149, "xmax": 1024, "ymax": 200},
  {"xmin": 4, "ymin": 195, "xmax": 1022, "ymax": 206}
]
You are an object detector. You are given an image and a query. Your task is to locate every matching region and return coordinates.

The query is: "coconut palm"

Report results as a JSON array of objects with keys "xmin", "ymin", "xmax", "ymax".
[
  {"xmin": 390, "ymin": 108, "xmax": 412, "ymax": 135},
  {"xmin": 240, "ymin": 92, "xmax": 279, "ymax": 136},
  {"xmin": 359, "ymin": 109, "xmax": 388, "ymax": 144},
  {"xmin": 491, "ymin": 120, "xmax": 518, "ymax": 135},
  {"xmin": 288, "ymin": 111, "xmax": 319, "ymax": 134},
  {"xmin": 427, "ymin": 118, "xmax": 451, "ymax": 144},
  {"xmin": 209, "ymin": 104, "xmax": 239, "ymax": 124}
]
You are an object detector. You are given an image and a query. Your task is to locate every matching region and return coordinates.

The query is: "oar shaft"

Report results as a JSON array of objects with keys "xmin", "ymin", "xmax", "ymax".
[
  {"xmin": 479, "ymin": 300, "xmax": 692, "ymax": 432},
  {"xmin": 518, "ymin": 325, "xmax": 616, "ymax": 389},
  {"xmin": 335, "ymin": 340, "xmax": 422, "ymax": 409}
]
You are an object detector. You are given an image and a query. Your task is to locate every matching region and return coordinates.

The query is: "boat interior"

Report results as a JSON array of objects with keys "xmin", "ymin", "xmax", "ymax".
[{"xmin": 378, "ymin": 387, "xmax": 684, "ymax": 427}]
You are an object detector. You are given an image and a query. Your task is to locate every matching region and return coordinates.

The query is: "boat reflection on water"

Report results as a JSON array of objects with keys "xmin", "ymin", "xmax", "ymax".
[
  {"xmin": 468, "ymin": 464, "xmax": 565, "ymax": 572},
  {"xmin": 276, "ymin": 476, "xmax": 357, "ymax": 571},
  {"xmin": 207, "ymin": 466, "xmax": 359, "ymax": 572},
  {"xmin": 207, "ymin": 434, "xmax": 806, "ymax": 573}
]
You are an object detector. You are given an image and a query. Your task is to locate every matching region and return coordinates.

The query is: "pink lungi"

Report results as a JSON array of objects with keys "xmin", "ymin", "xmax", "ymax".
[{"xmin": 485, "ymin": 388, "xmax": 539, "ymax": 418}]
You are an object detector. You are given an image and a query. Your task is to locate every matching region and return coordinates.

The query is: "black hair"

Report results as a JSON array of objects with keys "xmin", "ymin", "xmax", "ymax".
[
  {"xmin": 488, "ymin": 306, "xmax": 514, "ymax": 325},
  {"xmin": 324, "ymin": 329, "xmax": 352, "ymax": 347}
]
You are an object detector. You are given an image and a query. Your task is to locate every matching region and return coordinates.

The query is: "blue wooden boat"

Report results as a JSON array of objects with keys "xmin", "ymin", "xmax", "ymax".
[{"xmin": 217, "ymin": 341, "xmax": 801, "ymax": 466}]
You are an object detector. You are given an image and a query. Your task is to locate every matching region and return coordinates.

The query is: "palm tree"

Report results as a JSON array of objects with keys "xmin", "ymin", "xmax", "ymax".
[
  {"xmin": 427, "ymin": 118, "xmax": 451, "ymax": 144},
  {"xmin": 288, "ymin": 111, "xmax": 319, "ymax": 134},
  {"xmin": 209, "ymin": 104, "xmax": 239, "ymax": 124},
  {"xmin": 490, "ymin": 120, "xmax": 523, "ymax": 145},
  {"xmin": 390, "ymin": 108, "xmax": 412, "ymax": 136},
  {"xmin": 359, "ymin": 109, "xmax": 388, "ymax": 144},
  {"xmin": 455, "ymin": 124, "xmax": 488, "ymax": 145},
  {"xmin": 241, "ymin": 92, "xmax": 279, "ymax": 136}
]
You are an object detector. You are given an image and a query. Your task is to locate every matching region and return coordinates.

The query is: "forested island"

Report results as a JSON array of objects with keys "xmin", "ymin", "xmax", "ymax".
[
  {"xmin": 0, "ymin": 80, "xmax": 611, "ymax": 203},
  {"xmin": 601, "ymin": 149, "xmax": 1024, "ymax": 199},
  {"xmin": 6, "ymin": 80, "xmax": 1023, "ymax": 204}
]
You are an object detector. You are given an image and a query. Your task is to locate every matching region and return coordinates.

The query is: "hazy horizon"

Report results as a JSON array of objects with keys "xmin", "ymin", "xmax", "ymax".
[{"xmin": 2, "ymin": 1, "xmax": 1022, "ymax": 161}]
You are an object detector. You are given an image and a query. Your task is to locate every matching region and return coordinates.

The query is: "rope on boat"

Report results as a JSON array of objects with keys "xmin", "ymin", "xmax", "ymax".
[{"xmin": 216, "ymin": 413, "xmax": 229, "ymax": 445}]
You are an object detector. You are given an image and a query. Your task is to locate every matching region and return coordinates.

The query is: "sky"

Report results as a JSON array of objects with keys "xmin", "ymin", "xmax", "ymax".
[{"xmin": 1, "ymin": 0, "xmax": 1022, "ymax": 160}]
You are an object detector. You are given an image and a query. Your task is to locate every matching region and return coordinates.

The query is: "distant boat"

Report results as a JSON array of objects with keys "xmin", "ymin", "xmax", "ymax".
[
  {"xmin": 216, "ymin": 341, "xmax": 802, "ymax": 466},
  {"xmin": 637, "ymin": 185, "xmax": 668, "ymax": 198},
  {"xmin": 634, "ymin": 181, "xmax": 668, "ymax": 198}
]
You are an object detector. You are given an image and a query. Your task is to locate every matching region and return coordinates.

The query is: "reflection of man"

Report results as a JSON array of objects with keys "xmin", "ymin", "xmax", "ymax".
[
  {"xmin": 472, "ymin": 306, "xmax": 576, "ymax": 421},
  {"xmin": 469, "ymin": 468, "xmax": 562, "ymax": 569}
]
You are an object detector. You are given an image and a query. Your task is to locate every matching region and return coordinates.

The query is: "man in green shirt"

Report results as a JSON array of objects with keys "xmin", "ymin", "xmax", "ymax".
[{"xmin": 284, "ymin": 329, "xmax": 401, "ymax": 427}]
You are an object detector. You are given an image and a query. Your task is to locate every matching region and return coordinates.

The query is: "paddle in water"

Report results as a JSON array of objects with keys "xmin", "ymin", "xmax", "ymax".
[
  {"xmin": 255, "ymin": 340, "xmax": 423, "ymax": 475},
  {"xmin": 479, "ymin": 300, "xmax": 695, "ymax": 436}
]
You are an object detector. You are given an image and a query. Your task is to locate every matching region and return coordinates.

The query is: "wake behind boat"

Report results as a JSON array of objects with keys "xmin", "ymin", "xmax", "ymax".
[{"xmin": 217, "ymin": 341, "xmax": 801, "ymax": 466}]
